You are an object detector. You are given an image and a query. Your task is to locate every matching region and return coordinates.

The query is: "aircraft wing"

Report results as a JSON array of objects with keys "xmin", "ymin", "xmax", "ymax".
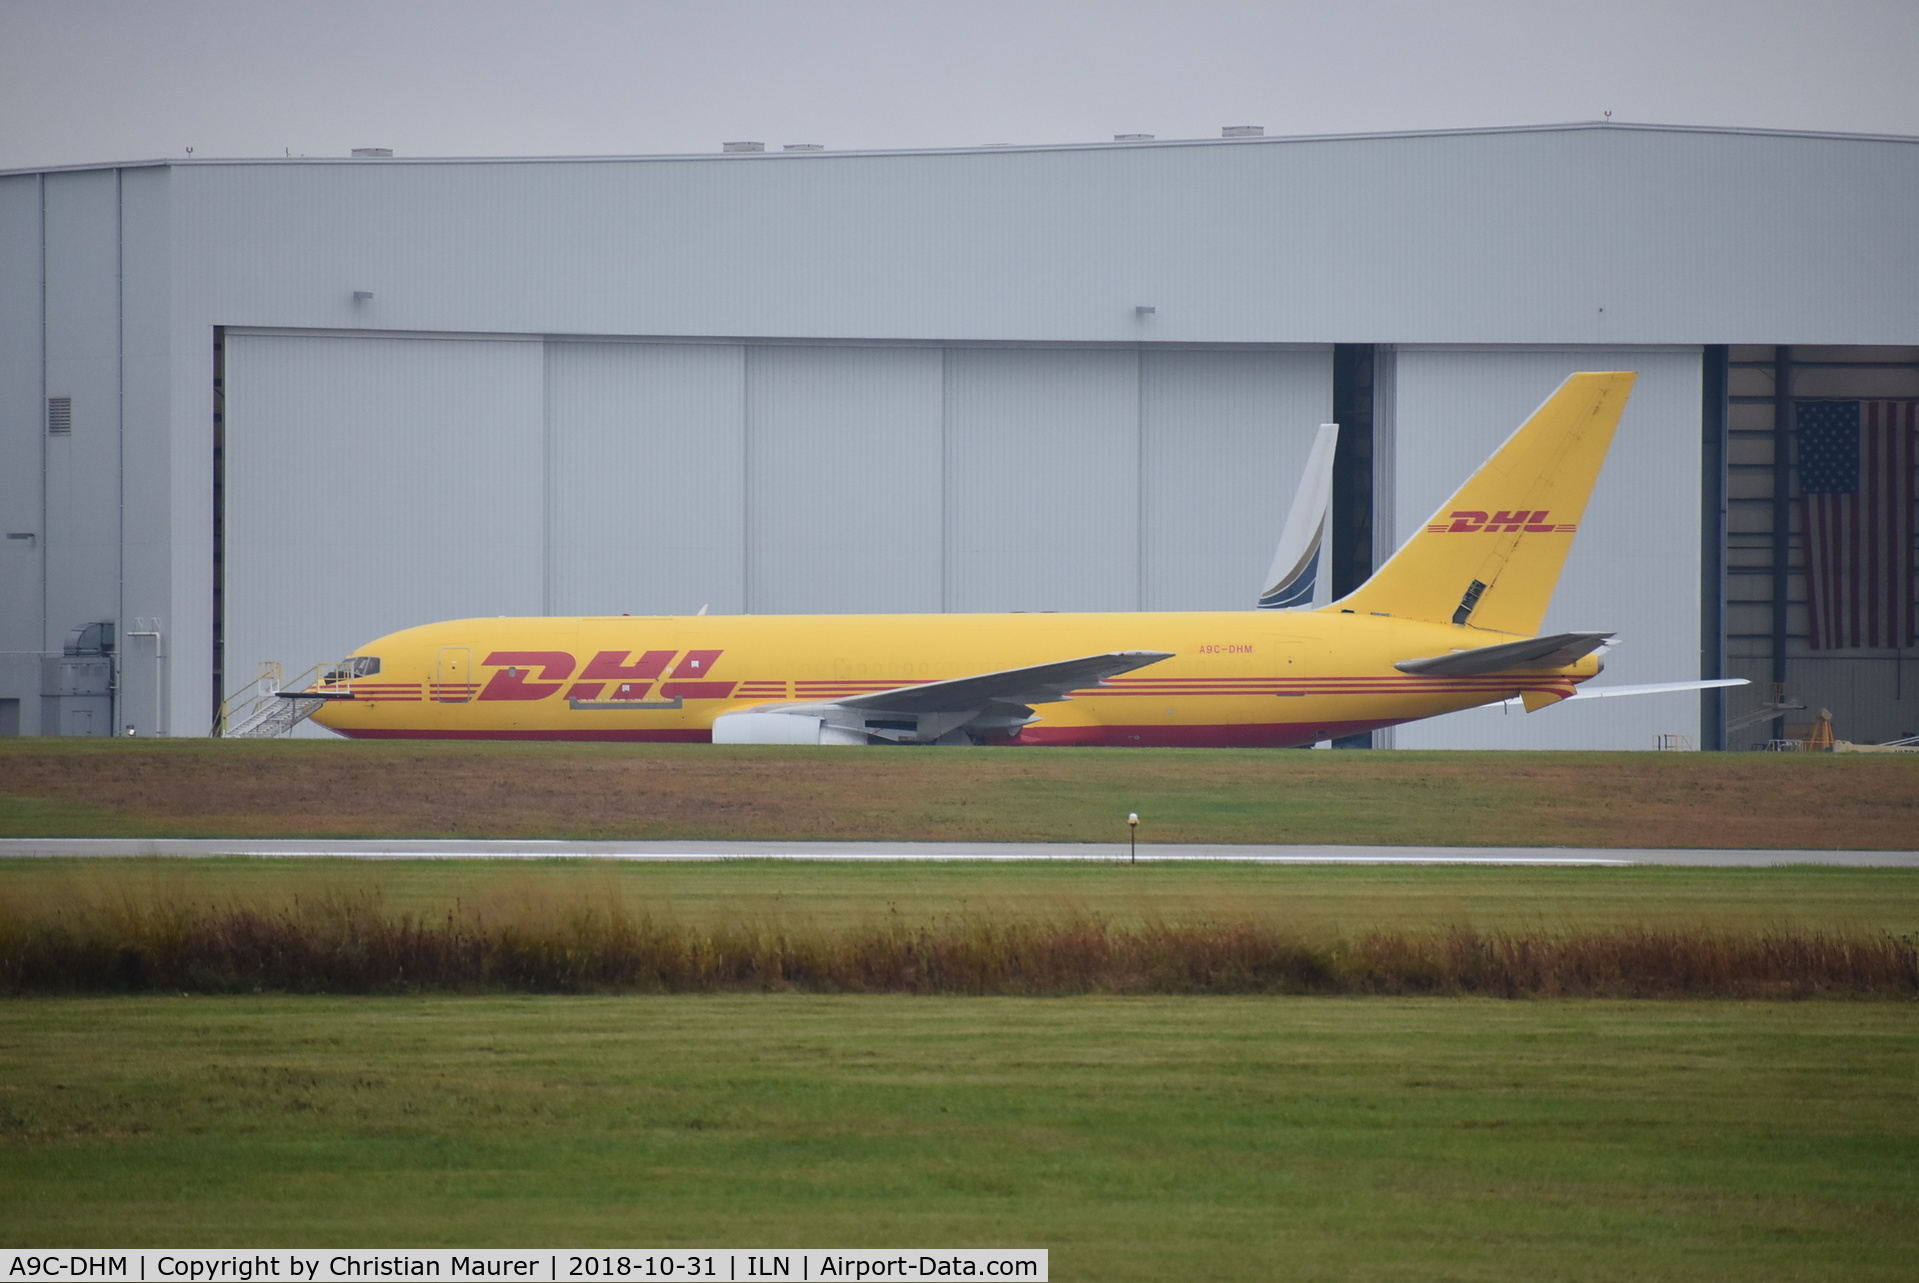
[
  {"xmin": 831, "ymin": 651, "xmax": 1175, "ymax": 714},
  {"xmin": 715, "ymin": 650, "xmax": 1176, "ymax": 745},
  {"xmin": 1395, "ymin": 631, "xmax": 1614, "ymax": 676}
]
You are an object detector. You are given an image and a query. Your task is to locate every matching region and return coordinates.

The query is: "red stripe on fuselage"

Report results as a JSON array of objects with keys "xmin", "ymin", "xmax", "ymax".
[
  {"xmin": 333, "ymin": 728, "xmax": 712, "ymax": 742},
  {"xmin": 1014, "ymin": 720, "xmax": 1395, "ymax": 747}
]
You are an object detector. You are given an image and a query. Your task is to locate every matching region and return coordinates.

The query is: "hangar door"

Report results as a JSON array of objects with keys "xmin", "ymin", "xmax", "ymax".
[
  {"xmin": 222, "ymin": 332, "xmax": 545, "ymax": 734},
  {"xmin": 223, "ymin": 332, "xmax": 1332, "ymax": 735},
  {"xmin": 542, "ymin": 339, "xmax": 1336, "ymax": 617}
]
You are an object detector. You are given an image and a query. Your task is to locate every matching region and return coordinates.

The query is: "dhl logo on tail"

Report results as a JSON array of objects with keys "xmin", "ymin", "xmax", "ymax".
[{"xmin": 1425, "ymin": 511, "xmax": 1579, "ymax": 534}]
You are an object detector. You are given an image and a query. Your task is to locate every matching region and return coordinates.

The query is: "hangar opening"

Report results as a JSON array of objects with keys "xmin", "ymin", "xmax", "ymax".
[
  {"xmin": 1722, "ymin": 345, "xmax": 1919, "ymax": 749},
  {"xmin": 212, "ymin": 331, "xmax": 1336, "ymax": 738}
]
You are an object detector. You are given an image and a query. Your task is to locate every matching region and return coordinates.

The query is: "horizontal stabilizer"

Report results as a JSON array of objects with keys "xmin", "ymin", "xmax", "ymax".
[
  {"xmin": 1395, "ymin": 631, "xmax": 1613, "ymax": 676},
  {"xmin": 1496, "ymin": 678, "xmax": 1749, "ymax": 711},
  {"xmin": 1564, "ymin": 678, "xmax": 1748, "ymax": 702}
]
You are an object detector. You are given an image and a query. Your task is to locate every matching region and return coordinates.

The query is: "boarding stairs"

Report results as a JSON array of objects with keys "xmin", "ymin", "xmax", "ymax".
[{"xmin": 216, "ymin": 661, "xmax": 349, "ymax": 738}]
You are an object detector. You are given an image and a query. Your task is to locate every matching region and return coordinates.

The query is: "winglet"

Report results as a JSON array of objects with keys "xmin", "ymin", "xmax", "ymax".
[{"xmin": 1258, "ymin": 423, "xmax": 1339, "ymax": 609}]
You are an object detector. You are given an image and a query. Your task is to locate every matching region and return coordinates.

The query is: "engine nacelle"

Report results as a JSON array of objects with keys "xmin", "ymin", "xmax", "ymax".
[{"xmin": 710, "ymin": 710, "xmax": 866, "ymax": 745}]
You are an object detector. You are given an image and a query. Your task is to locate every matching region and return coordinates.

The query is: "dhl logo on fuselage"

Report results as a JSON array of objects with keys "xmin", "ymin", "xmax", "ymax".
[
  {"xmin": 1424, "ymin": 510, "xmax": 1578, "ymax": 534},
  {"xmin": 478, "ymin": 650, "xmax": 735, "ymax": 701}
]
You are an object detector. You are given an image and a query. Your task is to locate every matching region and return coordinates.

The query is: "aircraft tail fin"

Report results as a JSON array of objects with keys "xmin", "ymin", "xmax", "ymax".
[
  {"xmin": 1257, "ymin": 423, "xmax": 1339, "ymax": 609},
  {"xmin": 1328, "ymin": 372, "xmax": 1635, "ymax": 635}
]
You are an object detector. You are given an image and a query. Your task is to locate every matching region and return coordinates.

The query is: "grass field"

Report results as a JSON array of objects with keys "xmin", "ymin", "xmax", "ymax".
[
  {"xmin": 5, "ymin": 746, "xmax": 1915, "ymax": 1271},
  {"xmin": 2, "ymin": 995, "xmax": 1915, "ymax": 1278},
  {"xmin": 3, "ymin": 739, "xmax": 1918, "ymax": 847}
]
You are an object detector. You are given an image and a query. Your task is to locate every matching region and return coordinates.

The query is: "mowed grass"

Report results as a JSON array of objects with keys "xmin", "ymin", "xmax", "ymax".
[
  {"xmin": 4, "ymin": 866, "xmax": 1914, "ymax": 1270},
  {"xmin": 3, "ymin": 738, "xmax": 1918, "ymax": 847},
  {"xmin": 1, "ymin": 995, "xmax": 1915, "ymax": 1279},
  {"xmin": 6, "ymin": 857, "xmax": 1919, "ymax": 938}
]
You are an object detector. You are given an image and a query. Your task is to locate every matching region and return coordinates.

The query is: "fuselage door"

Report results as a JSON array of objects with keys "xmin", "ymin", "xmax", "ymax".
[{"xmin": 436, "ymin": 647, "xmax": 474, "ymax": 703}]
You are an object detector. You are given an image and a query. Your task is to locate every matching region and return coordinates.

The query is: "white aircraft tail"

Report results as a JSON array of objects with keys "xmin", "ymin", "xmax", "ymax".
[{"xmin": 1257, "ymin": 423, "xmax": 1339, "ymax": 609}]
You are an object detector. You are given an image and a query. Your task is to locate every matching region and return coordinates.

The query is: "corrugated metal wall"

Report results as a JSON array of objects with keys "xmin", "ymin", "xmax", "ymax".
[
  {"xmin": 1389, "ymin": 347, "xmax": 1704, "ymax": 750},
  {"xmin": 746, "ymin": 345, "xmax": 944, "ymax": 614},
  {"xmin": 116, "ymin": 165, "xmax": 174, "ymax": 739},
  {"xmin": 1140, "ymin": 349, "xmax": 1335, "ymax": 611},
  {"xmin": 0, "ymin": 168, "xmax": 173, "ymax": 737},
  {"xmin": 545, "ymin": 340, "xmax": 746, "ymax": 617},
  {"xmin": 0, "ymin": 175, "xmax": 44, "ymax": 730},
  {"xmin": 943, "ymin": 349, "xmax": 1142, "ymax": 613},
  {"xmin": 41, "ymin": 170, "xmax": 122, "ymax": 665},
  {"xmin": 156, "ymin": 127, "xmax": 1919, "ymax": 347}
]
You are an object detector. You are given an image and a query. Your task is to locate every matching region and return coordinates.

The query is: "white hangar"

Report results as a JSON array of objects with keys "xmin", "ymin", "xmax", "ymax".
[{"xmin": 3, "ymin": 121, "xmax": 1916, "ymax": 748}]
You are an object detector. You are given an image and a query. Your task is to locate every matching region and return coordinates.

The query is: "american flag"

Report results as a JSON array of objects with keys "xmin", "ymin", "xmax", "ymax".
[{"xmin": 1796, "ymin": 401, "xmax": 1917, "ymax": 650}]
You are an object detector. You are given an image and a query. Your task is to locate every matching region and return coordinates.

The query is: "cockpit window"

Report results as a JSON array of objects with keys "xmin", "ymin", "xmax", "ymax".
[{"xmin": 325, "ymin": 656, "xmax": 382, "ymax": 682}]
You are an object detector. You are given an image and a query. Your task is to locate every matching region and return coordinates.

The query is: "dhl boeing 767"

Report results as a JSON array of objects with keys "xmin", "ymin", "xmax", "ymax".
[{"xmin": 301, "ymin": 371, "xmax": 1740, "ymax": 746}]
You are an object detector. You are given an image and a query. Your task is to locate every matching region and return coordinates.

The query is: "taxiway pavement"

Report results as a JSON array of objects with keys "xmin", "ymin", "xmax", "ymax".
[{"xmin": 1, "ymin": 838, "xmax": 1914, "ymax": 866}]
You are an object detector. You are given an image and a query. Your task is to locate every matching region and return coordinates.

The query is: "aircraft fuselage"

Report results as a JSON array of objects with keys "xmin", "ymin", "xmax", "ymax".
[{"xmin": 309, "ymin": 609, "xmax": 1598, "ymax": 747}]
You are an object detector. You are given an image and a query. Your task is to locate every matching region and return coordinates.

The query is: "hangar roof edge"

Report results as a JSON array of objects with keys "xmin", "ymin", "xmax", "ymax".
[{"xmin": 6, "ymin": 118, "xmax": 1918, "ymax": 178}]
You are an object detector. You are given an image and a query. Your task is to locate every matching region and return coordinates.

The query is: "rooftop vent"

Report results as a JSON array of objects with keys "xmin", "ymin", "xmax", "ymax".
[
  {"xmin": 47, "ymin": 397, "xmax": 71, "ymax": 435},
  {"xmin": 783, "ymin": 143, "xmax": 824, "ymax": 152},
  {"xmin": 723, "ymin": 141, "xmax": 766, "ymax": 153},
  {"xmin": 1221, "ymin": 126, "xmax": 1264, "ymax": 138},
  {"xmin": 1113, "ymin": 133, "xmax": 1154, "ymax": 141},
  {"xmin": 351, "ymin": 147, "xmax": 394, "ymax": 157}
]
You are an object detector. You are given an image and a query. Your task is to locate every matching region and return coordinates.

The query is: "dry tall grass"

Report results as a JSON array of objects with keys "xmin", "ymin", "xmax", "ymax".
[{"xmin": 3, "ymin": 890, "xmax": 1912, "ymax": 998}]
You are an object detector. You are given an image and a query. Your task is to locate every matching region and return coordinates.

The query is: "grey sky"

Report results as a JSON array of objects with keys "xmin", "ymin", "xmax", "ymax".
[{"xmin": 3, "ymin": 0, "xmax": 1917, "ymax": 171}]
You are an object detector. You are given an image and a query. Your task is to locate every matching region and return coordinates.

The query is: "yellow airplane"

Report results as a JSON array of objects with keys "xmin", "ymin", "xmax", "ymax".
[{"xmin": 304, "ymin": 371, "xmax": 1722, "ymax": 746}]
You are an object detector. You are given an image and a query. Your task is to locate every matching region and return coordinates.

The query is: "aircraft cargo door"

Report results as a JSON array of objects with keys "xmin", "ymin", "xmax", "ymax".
[{"xmin": 436, "ymin": 648, "xmax": 474, "ymax": 702}]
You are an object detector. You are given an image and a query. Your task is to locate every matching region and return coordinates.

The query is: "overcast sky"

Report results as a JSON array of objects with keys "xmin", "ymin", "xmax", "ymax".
[{"xmin": 4, "ymin": 0, "xmax": 1916, "ymax": 170}]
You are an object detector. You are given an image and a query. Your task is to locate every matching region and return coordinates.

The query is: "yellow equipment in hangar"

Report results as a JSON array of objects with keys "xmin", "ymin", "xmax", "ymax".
[{"xmin": 305, "ymin": 372, "xmax": 1704, "ymax": 747}]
